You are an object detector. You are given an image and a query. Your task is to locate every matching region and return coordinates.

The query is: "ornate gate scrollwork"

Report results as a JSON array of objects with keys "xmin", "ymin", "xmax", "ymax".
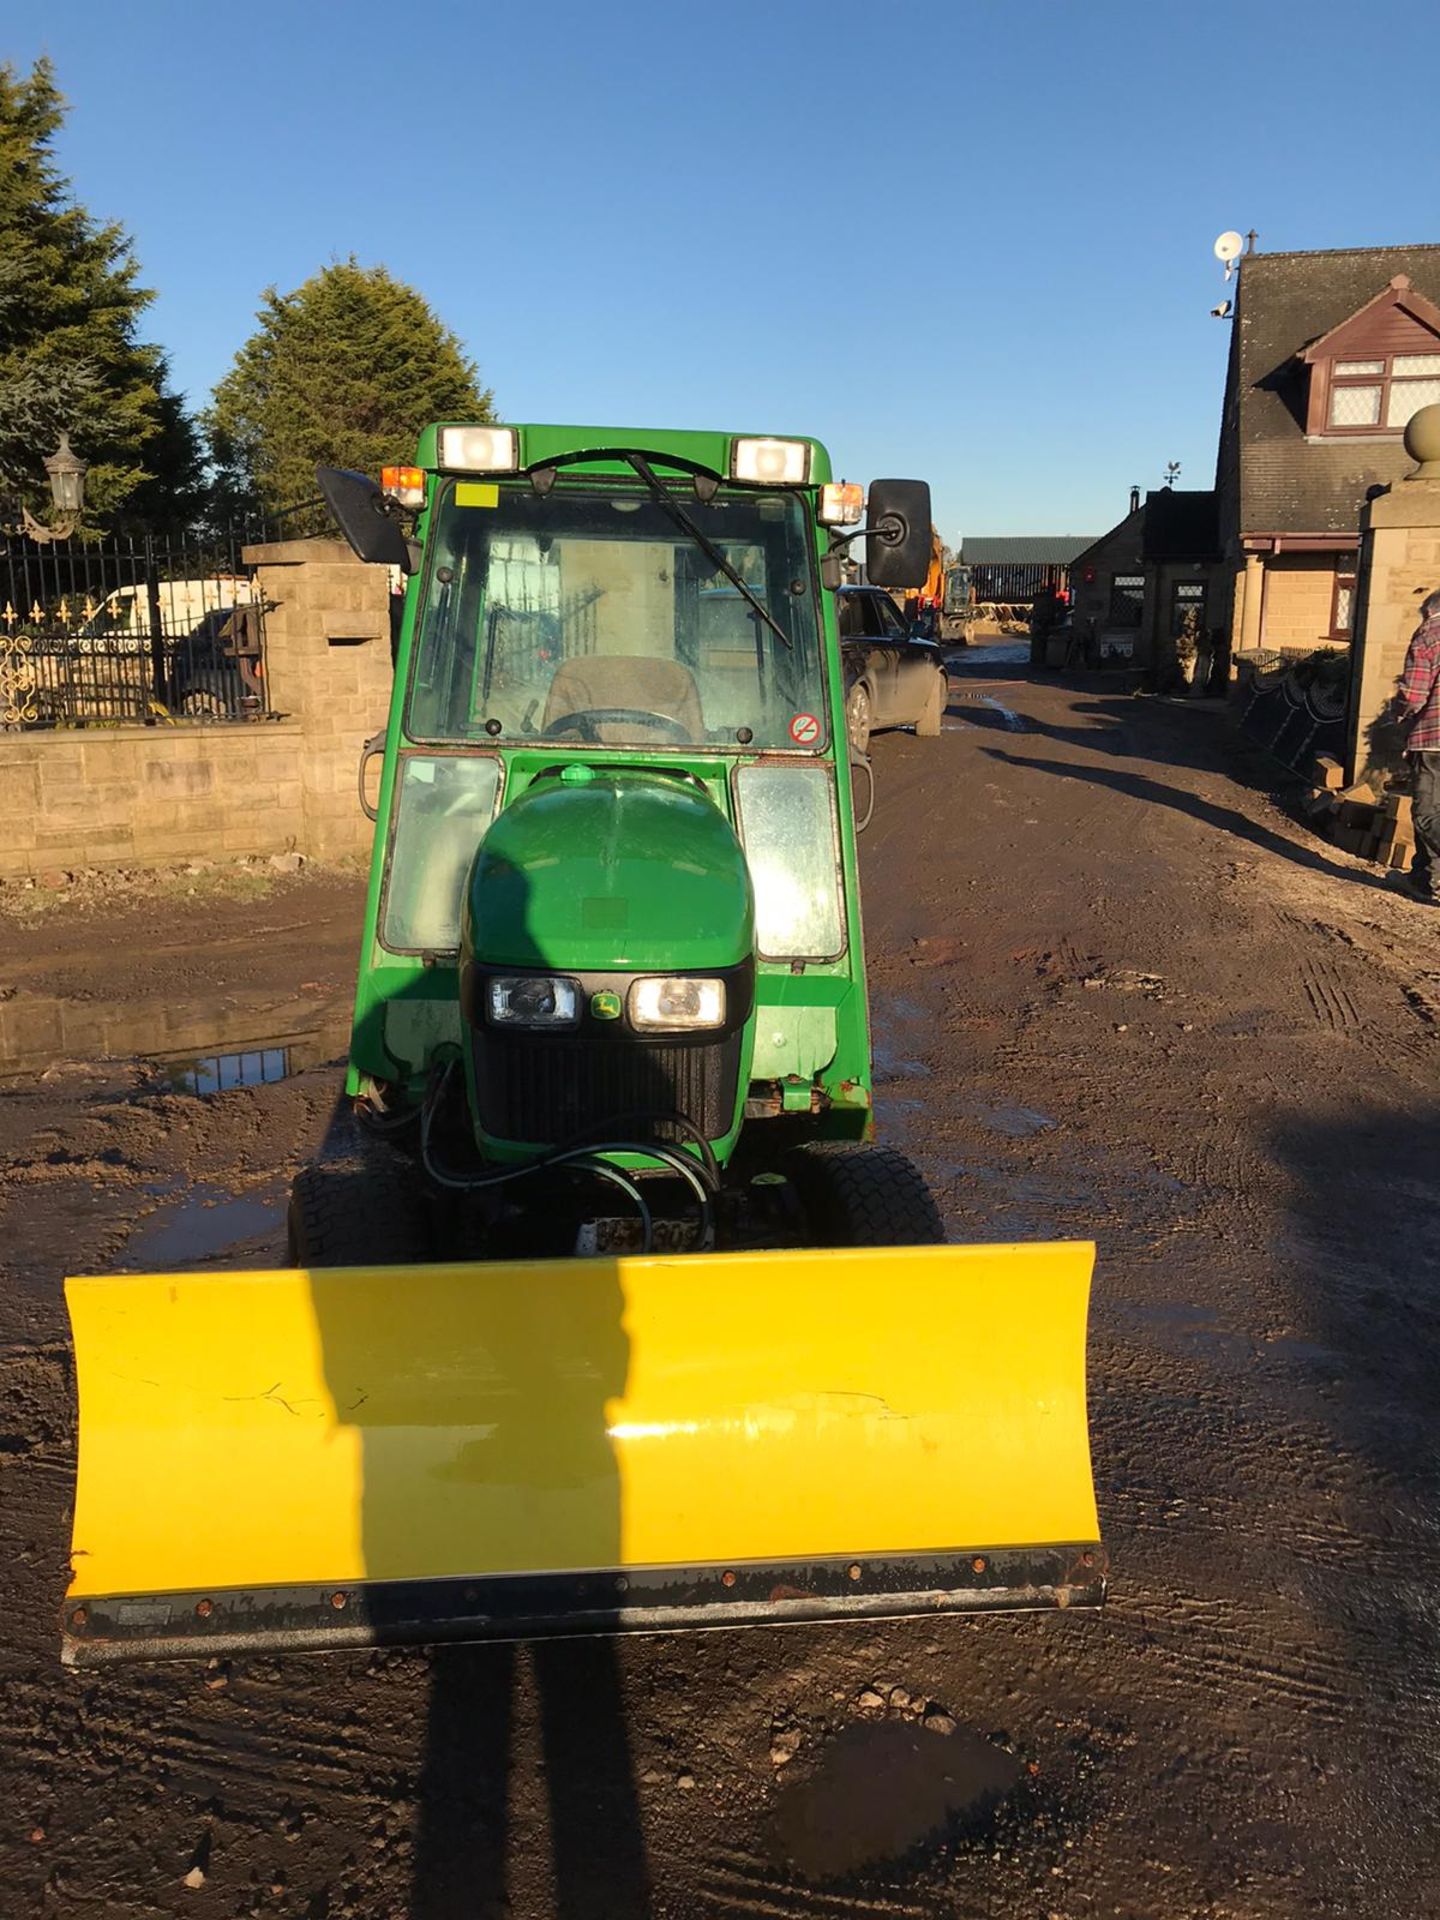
[{"xmin": 0, "ymin": 630, "xmax": 37, "ymax": 726}]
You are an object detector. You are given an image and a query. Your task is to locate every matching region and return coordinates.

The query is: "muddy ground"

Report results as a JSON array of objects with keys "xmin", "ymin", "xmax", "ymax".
[{"xmin": 1, "ymin": 656, "xmax": 1438, "ymax": 1918}]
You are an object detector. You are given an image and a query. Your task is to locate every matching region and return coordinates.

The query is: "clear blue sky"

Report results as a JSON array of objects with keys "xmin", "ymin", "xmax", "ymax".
[{"xmin": 12, "ymin": 0, "xmax": 1440, "ymax": 541}]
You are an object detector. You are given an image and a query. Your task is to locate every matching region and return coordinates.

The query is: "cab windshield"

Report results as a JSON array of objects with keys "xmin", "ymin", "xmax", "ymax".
[{"xmin": 406, "ymin": 479, "xmax": 827, "ymax": 750}]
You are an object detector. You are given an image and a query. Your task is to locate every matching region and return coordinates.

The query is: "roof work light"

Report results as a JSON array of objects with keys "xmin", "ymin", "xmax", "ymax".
[
  {"xmin": 730, "ymin": 437, "xmax": 811, "ymax": 485},
  {"xmin": 439, "ymin": 426, "xmax": 520, "ymax": 473}
]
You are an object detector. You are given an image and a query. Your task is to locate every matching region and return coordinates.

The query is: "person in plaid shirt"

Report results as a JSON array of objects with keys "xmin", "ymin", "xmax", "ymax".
[{"xmin": 1394, "ymin": 588, "xmax": 1440, "ymax": 904}]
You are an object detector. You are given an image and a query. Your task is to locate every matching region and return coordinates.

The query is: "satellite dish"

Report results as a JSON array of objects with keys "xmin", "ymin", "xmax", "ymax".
[{"xmin": 1214, "ymin": 230, "xmax": 1244, "ymax": 263}]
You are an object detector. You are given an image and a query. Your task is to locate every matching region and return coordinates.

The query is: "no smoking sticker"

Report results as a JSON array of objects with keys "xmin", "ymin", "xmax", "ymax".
[{"xmin": 789, "ymin": 712, "xmax": 821, "ymax": 745}]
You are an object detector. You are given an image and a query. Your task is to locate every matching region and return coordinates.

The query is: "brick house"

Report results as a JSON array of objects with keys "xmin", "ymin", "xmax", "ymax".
[
  {"xmin": 1218, "ymin": 244, "xmax": 1440, "ymax": 660},
  {"xmin": 1068, "ymin": 488, "xmax": 1222, "ymax": 669}
]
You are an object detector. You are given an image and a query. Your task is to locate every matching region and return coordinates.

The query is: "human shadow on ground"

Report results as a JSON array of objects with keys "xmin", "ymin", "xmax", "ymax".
[
  {"xmin": 979, "ymin": 746, "xmax": 1398, "ymax": 892},
  {"xmin": 412, "ymin": 1639, "xmax": 650, "ymax": 1920},
  {"xmin": 314, "ymin": 1256, "xmax": 652, "ymax": 1920}
]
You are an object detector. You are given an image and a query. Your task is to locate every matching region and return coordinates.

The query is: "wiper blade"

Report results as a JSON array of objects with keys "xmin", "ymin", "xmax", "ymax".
[{"xmin": 625, "ymin": 454, "xmax": 792, "ymax": 650}]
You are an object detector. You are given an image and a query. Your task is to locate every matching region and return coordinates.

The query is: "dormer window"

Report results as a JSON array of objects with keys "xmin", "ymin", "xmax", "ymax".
[
  {"xmin": 1301, "ymin": 275, "xmax": 1440, "ymax": 438},
  {"xmin": 1328, "ymin": 353, "xmax": 1440, "ymax": 431}
]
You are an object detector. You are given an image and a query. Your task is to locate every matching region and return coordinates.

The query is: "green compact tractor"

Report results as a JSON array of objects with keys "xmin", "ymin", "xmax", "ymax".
[
  {"xmin": 60, "ymin": 424, "xmax": 1103, "ymax": 1664},
  {"xmin": 297, "ymin": 424, "xmax": 944, "ymax": 1262}
]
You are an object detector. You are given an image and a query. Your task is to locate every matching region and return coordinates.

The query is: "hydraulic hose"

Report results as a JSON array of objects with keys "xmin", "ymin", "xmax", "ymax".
[{"xmin": 417, "ymin": 1062, "xmax": 716, "ymax": 1250}]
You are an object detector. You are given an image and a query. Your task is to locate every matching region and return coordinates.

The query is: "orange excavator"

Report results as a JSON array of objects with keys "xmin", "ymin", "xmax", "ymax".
[{"xmin": 899, "ymin": 527, "xmax": 947, "ymax": 637}]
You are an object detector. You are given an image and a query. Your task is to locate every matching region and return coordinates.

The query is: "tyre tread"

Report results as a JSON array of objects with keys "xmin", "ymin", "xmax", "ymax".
[
  {"xmin": 287, "ymin": 1153, "xmax": 430, "ymax": 1268},
  {"xmin": 783, "ymin": 1141, "xmax": 944, "ymax": 1246}
]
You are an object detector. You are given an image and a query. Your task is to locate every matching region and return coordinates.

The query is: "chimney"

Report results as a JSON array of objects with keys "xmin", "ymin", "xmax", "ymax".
[{"xmin": 1129, "ymin": 485, "xmax": 1140, "ymax": 514}]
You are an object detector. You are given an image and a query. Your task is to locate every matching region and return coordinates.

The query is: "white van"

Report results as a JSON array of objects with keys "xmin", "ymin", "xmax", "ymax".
[{"xmin": 77, "ymin": 577, "xmax": 257, "ymax": 651}]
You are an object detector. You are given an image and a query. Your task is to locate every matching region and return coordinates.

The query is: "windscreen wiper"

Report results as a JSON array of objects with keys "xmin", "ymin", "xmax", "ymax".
[{"xmin": 625, "ymin": 454, "xmax": 792, "ymax": 650}]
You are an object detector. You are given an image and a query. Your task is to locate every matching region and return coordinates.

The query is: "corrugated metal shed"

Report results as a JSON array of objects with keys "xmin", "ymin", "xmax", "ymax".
[{"xmin": 958, "ymin": 536, "xmax": 1099, "ymax": 565}]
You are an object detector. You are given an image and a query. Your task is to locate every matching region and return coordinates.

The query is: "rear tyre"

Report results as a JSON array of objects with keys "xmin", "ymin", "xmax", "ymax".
[
  {"xmin": 846, "ymin": 683, "xmax": 872, "ymax": 756},
  {"xmin": 782, "ymin": 1142, "xmax": 944, "ymax": 1246},
  {"xmin": 915, "ymin": 667, "xmax": 945, "ymax": 737},
  {"xmin": 287, "ymin": 1154, "xmax": 431, "ymax": 1268}
]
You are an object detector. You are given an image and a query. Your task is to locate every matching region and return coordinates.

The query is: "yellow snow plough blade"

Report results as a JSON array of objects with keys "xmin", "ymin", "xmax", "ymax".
[{"xmin": 62, "ymin": 1242, "xmax": 1103, "ymax": 1664}]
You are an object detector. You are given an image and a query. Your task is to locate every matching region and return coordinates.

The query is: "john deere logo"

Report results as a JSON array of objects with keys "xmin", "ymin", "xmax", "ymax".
[{"xmin": 591, "ymin": 990, "xmax": 622, "ymax": 1021}]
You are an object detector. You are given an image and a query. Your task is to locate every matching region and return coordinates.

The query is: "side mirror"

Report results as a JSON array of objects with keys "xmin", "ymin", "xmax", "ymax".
[
  {"xmin": 865, "ymin": 479, "xmax": 932, "ymax": 590},
  {"xmin": 316, "ymin": 466, "xmax": 415, "ymax": 571}
]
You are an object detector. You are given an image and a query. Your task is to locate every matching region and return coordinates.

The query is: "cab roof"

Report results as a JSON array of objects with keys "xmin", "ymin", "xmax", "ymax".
[{"xmin": 413, "ymin": 422, "xmax": 834, "ymax": 486}]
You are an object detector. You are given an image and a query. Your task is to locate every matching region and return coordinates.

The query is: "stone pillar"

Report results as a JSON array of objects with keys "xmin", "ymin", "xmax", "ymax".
[
  {"xmin": 1345, "ymin": 406, "xmax": 1440, "ymax": 786},
  {"xmin": 243, "ymin": 539, "xmax": 396, "ymax": 858}
]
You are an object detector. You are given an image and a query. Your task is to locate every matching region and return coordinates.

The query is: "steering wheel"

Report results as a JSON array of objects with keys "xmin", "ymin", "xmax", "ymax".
[{"xmin": 541, "ymin": 707, "xmax": 691, "ymax": 743}]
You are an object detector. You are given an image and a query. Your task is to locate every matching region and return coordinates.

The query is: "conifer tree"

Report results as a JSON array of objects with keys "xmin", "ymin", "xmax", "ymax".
[
  {"xmin": 209, "ymin": 260, "xmax": 492, "ymax": 517},
  {"xmin": 0, "ymin": 58, "xmax": 203, "ymax": 526}
]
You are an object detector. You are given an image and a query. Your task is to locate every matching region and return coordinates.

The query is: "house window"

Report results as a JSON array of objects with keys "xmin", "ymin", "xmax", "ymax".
[
  {"xmin": 1386, "ymin": 353, "xmax": 1440, "ymax": 426},
  {"xmin": 1326, "ymin": 353, "xmax": 1440, "ymax": 433},
  {"xmin": 1330, "ymin": 560, "xmax": 1357, "ymax": 638},
  {"xmin": 1108, "ymin": 574, "xmax": 1144, "ymax": 626}
]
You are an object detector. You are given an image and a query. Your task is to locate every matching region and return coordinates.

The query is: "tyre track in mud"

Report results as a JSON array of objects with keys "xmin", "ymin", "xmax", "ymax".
[{"xmin": 1, "ymin": 671, "xmax": 1439, "ymax": 1916}]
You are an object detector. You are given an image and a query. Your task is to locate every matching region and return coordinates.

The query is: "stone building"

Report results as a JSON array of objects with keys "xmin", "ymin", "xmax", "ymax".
[{"xmin": 1068, "ymin": 488, "xmax": 1222, "ymax": 670}]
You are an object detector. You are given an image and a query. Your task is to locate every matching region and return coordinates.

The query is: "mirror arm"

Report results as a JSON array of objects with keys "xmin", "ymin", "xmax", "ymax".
[{"xmin": 822, "ymin": 520, "xmax": 901, "ymax": 591}]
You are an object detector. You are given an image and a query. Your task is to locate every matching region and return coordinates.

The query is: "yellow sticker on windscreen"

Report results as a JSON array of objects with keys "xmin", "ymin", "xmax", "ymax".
[{"xmin": 455, "ymin": 482, "xmax": 500, "ymax": 508}]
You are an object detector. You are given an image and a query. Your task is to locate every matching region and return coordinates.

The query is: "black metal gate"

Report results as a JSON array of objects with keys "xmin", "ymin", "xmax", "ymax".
[{"xmin": 0, "ymin": 527, "xmax": 270, "ymax": 729}]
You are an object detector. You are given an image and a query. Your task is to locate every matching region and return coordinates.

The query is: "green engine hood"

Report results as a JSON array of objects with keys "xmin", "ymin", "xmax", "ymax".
[{"xmin": 463, "ymin": 770, "xmax": 754, "ymax": 972}]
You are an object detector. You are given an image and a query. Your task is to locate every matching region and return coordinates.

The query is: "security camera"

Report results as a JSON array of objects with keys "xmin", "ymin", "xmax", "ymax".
[{"xmin": 1210, "ymin": 299, "xmax": 1233, "ymax": 319}]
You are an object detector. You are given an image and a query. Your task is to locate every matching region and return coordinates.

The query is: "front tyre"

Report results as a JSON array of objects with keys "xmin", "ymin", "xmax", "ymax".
[
  {"xmin": 287, "ymin": 1155, "xmax": 432, "ymax": 1268},
  {"xmin": 783, "ymin": 1142, "xmax": 944, "ymax": 1246}
]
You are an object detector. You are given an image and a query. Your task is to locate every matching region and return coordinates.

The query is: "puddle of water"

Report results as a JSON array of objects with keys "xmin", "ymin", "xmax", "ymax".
[
  {"xmin": 120, "ymin": 1183, "xmax": 286, "ymax": 1270},
  {"xmin": 0, "ymin": 983, "xmax": 349, "ymax": 1086},
  {"xmin": 1265, "ymin": 1332, "xmax": 1342, "ymax": 1367},
  {"xmin": 159, "ymin": 1045, "xmax": 292, "ymax": 1097},
  {"xmin": 947, "ymin": 640, "xmax": 1031, "ymax": 670},
  {"xmin": 770, "ymin": 1720, "xmax": 1022, "ymax": 1880},
  {"xmin": 871, "ymin": 1046, "xmax": 931, "ymax": 1081},
  {"xmin": 966, "ymin": 1101, "xmax": 1055, "ymax": 1138}
]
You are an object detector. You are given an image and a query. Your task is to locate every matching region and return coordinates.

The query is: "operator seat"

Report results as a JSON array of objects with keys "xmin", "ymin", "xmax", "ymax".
[{"xmin": 541, "ymin": 655, "xmax": 705, "ymax": 743}]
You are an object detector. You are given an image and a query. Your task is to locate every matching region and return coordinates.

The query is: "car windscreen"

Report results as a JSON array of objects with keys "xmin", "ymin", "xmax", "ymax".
[{"xmin": 406, "ymin": 480, "xmax": 828, "ymax": 751}]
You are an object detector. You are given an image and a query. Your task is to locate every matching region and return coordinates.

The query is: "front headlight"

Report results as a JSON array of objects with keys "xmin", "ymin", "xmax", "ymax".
[
  {"xmin": 630, "ymin": 977, "xmax": 726, "ymax": 1032},
  {"xmin": 488, "ymin": 975, "xmax": 580, "ymax": 1028}
]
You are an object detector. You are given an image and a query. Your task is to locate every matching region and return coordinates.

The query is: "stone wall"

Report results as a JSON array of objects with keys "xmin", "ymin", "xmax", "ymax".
[
  {"xmin": 0, "ymin": 540, "xmax": 395, "ymax": 881},
  {"xmin": 1254, "ymin": 555, "xmax": 1341, "ymax": 652}
]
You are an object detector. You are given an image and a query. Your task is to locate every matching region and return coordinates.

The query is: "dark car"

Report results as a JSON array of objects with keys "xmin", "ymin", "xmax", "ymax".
[
  {"xmin": 837, "ymin": 585, "xmax": 948, "ymax": 753},
  {"xmin": 167, "ymin": 605, "xmax": 266, "ymax": 718}
]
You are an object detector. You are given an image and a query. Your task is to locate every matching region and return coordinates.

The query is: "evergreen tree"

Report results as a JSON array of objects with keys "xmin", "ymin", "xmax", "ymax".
[
  {"xmin": 0, "ymin": 58, "xmax": 203, "ymax": 527},
  {"xmin": 208, "ymin": 260, "xmax": 492, "ymax": 518}
]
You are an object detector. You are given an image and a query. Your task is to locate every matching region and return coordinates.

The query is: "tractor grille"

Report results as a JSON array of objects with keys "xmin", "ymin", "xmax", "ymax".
[{"xmin": 473, "ymin": 1033, "xmax": 741, "ymax": 1145}]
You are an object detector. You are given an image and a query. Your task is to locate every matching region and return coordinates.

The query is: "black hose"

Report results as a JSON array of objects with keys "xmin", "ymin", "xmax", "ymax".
[
  {"xmin": 564, "ymin": 1108, "xmax": 722, "ymax": 1189},
  {"xmin": 417, "ymin": 1062, "xmax": 715, "ymax": 1248}
]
